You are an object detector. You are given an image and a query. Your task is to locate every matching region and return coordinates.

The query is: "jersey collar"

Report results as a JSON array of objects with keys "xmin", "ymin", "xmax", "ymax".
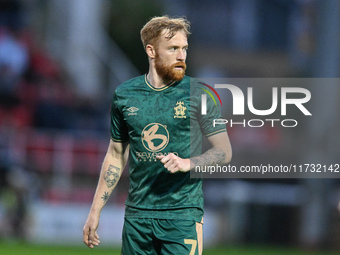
[{"xmin": 144, "ymin": 74, "xmax": 180, "ymax": 91}]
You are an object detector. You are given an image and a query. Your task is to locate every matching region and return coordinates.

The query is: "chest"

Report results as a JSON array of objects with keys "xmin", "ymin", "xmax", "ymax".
[{"xmin": 121, "ymin": 89, "xmax": 193, "ymax": 133}]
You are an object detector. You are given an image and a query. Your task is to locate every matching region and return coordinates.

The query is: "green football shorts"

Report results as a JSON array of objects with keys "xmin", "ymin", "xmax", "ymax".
[{"xmin": 121, "ymin": 218, "xmax": 203, "ymax": 255}]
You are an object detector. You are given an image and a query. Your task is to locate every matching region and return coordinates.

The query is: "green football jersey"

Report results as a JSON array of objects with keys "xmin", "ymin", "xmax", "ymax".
[{"xmin": 110, "ymin": 75, "xmax": 226, "ymax": 222}]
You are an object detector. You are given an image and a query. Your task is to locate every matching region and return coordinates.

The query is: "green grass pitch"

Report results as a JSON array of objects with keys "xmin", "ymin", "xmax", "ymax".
[{"xmin": 0, "ymin": 242, "xmax": 338, "ymax": 255}]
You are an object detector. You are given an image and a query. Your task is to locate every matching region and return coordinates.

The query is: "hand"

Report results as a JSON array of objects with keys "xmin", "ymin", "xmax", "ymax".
[
  {"xmin": 83, "ymin": 214, "xmax": 101, "ymax": 248},
  {"xmin": 156, "ymin": 153, "xmax": 191, "ymax": 173}
]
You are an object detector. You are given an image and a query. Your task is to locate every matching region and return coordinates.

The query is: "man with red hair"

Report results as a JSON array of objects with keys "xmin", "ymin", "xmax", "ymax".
[{"xmin": 83, "ymin": 15, "xmax": 232, "ymax": 255}]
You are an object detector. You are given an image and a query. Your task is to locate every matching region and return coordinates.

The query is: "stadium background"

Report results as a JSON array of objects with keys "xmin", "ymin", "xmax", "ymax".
[{"xmin": 0, "ymin": 0, "xmax": 340, "ymax": 254}]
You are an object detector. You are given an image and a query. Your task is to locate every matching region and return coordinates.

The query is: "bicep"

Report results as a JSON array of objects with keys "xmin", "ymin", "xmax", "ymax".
[
  {"xmin": 107, "ymin": 139, "xmax": 129, "ymax": 165},
  {"xmin": 206, "ymin": 132, "xmax": 232, "ymax": 163}
]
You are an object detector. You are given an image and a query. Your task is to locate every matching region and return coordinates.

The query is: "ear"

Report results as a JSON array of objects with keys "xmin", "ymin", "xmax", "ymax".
[{"xmin": 146, "ymin": 44, "xmax": 156, "ymax": 59}]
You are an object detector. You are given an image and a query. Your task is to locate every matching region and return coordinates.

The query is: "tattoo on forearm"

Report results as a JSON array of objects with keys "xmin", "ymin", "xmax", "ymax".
[
  {"xmin": 191, "ymin": 147, "xmax": 225, "ymax": 168},
  {"xmin": 101, "ymin": 191, "xmax": 109, "ymax": 203},
  {"xmin": 104, "ymin": 165, "xmax": 120, "ymax": 188}
]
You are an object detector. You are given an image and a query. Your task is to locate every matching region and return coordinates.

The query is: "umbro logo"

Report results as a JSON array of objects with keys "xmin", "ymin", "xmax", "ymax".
[{"xmin": 127, "ymin": 106, "xmax": 139, "ymax": 116}]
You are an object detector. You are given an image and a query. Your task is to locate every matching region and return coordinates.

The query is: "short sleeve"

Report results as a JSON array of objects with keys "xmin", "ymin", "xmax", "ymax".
[
  {"xmin": 198, "ymin": 86, "xmax": 227, "ymax": 137},
  {"xmin": 110, "ymin": 92, "xmax": 129, "ymax": 142}
]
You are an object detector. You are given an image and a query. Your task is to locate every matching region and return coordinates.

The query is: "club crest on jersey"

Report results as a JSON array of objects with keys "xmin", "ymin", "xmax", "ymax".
[
  {"xmin": 127, "ymin": 106, "xmax": 139, "ymax": 116},
  {"xmin": 174, "ymin": 101, "xmax": 187, "ymax": 118}
]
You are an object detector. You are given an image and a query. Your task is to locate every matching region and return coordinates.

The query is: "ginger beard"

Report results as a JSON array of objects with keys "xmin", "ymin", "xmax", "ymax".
[{"xmin": 154, "ymin": 52, "xmax": 187, "ymax": 81}]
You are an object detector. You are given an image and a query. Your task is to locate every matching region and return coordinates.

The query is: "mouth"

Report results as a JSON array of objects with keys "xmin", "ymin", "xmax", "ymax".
[{"xmin": 173, "ymin": 63, "xmax": 186, "ymax": 70}]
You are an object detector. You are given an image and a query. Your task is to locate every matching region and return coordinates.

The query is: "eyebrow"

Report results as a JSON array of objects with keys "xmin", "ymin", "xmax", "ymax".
[{"xmin": 168, "ymin": 45, "xmax": 189, "ymax": 49}]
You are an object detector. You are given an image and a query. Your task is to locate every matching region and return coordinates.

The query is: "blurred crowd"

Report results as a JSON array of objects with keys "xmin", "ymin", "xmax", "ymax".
[
  {"xmin": 0, "ymin": 0, "xmax": 108, "ymax": 240},
  {"xmin": 0, "ymin": 0, "xmax": 107, "ymax": 131}
]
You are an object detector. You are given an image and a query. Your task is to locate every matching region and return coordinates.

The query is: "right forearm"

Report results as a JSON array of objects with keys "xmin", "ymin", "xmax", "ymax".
[
  {"xmin": 83, "ymin": 140, "xmax": 128, "ymax": 249},
  {"xmin": 89, "ymin": 153, "xmax": 125, "ymax": 214}
]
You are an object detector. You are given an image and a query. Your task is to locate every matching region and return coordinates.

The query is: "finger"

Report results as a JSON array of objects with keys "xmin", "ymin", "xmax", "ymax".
[
  {"xmin": 85, "ymin": 238, "xmax": 93, "ymax": 249},
  {"xmin": 83, "ymin": 227, "xmax": 91, "ymax": 247},
  {"xmin": 156, "ymin": 155, "xmax": 170, "ymax": 165},
  {"xmin": 87, "ymin": 228, "xmax": 96, "ymax": 248},
  {"xmin": 166, "ymin": 161, "xmax": 181, "ymax": 173},
  {"xmin": 91, "ymin": 239, "xmax": 100, "ymax": 247},
  {"xmin": 92, "ymin": 231, "xmax": 100, "ymax": 246},
  {"xmin": 156, "ymin": 155, "xmax": 164, "ymax": 160},
  {"xmin": 95, "ymin": 231, "xmax": 100, "ymax": 240},
  {"xmin": 161, "ymin": 156, "xmax": 171, "ymax": 164},
  {"xmin": 164, "ymin": 159, "xmax": 174, "ymax": 169},
  {"xmin": 166, "ymin": 156, "xmax": 180, "ymax": 168},
  {"xmin": 170, "ymin": 160, "xmax": 180, "ymax": 170},
  {"xmin": 168, "ymin": 162, "xmax": 180, "ymax": 173},
  {"xmin": 170, "ymin": 167, "xmax": 180, "ymax": 173},
  {"xmin": 87, "ymin": 237, "xmax": 94, "ymax": 248},
  {"xmin": 160, "ymin": 153, "xmax": 176, "ymax": 164}
]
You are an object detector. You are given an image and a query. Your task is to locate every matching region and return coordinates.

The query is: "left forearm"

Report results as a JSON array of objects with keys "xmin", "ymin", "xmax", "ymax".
[
  {"xmin": 191, "ymin": 132, "xmax": 232, "ymax": 169},
  {"xmin": 190, "ymin": 146, "xmax": 228, "ymax": 170},
  {"xmin": 157, "ymin": 132, "xmax": 232, "ymax": 173}
]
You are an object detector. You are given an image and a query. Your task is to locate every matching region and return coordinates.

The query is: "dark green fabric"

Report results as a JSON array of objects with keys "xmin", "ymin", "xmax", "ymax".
[
  {"xmin": 121, "ymin": 218, "xmax": 200, "ymax": 255},
  {"xmin": 110, "ymin": 75, "xmax": 226, "ymax": 221}
]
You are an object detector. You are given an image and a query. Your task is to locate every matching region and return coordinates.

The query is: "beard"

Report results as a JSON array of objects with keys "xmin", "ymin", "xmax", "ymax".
[{"xmin": 155, "ymin": 55, "xmax": 186, "ymax": 82}]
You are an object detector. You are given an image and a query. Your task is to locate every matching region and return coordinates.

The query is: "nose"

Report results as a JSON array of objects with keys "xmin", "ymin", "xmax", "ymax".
[{"xmin": 177, "ymin": 49, "xmax": 186, "ymax": 62}]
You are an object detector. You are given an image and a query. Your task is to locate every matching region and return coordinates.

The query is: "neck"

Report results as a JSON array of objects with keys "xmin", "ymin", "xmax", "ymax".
[{"xmin": 146, "ymin": 66, "xmax": 172, "ymax": 88}]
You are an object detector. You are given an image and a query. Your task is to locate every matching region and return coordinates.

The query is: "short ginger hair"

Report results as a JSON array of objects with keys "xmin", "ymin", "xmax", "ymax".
[{"xmin": 140, "ymin": 16, "xmax": 191, "ymax": 49}]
